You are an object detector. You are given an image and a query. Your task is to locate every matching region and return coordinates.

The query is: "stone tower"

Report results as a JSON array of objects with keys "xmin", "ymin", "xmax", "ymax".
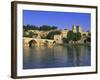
[
  {"xmin": 72, "ymin": 25, "xmax": 77, "ymax": 33},
  {"xmin": 77, "ymin": 25, "xmax": 83, "ymax": 33}
]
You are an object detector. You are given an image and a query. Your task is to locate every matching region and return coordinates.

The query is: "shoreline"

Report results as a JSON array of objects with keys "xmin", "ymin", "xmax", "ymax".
[{"xmin": 57, "ymin": 43, "xmax": 91, "ymax": 47}]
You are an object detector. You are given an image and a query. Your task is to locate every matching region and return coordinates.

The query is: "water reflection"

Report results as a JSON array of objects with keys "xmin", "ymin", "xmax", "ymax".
[{"xmin": 23, "ymin": 45, "xmax": 91, "ymax": 69}]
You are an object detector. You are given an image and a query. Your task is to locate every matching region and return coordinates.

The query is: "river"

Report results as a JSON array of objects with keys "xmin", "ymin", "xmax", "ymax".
[{"xmin": 23, "ymin": 45, "xmax": 91, "ymax": 69}]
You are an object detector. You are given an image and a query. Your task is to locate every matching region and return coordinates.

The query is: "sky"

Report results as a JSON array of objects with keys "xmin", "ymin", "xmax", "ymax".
[{"xmin": 23, "ymin": 10, "xmax": 91, "ymax": 31}]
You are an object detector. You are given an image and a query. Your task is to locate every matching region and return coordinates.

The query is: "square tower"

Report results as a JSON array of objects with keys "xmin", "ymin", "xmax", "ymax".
[
  {"xmin": 77, "ymin": 25, "xmax": 83, "ymax": 33},
  {"xmin": 72, "ymin": 25, "xmax": 77, "ymax": 33}
]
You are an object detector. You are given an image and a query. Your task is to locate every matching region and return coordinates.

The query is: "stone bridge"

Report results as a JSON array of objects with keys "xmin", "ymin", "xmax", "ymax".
[{"xmin": 23, "ymin": 37, "xmax": 55, "ymax": 47}]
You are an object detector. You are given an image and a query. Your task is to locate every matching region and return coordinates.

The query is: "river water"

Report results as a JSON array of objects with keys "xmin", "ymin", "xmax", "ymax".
[{"xmin": 23, "ymin": 45, "xmax": 91, "ymax": 69}]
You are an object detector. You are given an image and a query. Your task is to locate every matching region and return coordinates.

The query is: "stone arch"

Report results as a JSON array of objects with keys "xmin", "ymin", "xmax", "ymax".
[
  {"xmin": 84, "ymin": 39, "xmax": 87, "ymax": 43},
  {"xmin": 53, "ymin": 41, "xmax": 56, "ymax": 44},
  {"xmin": 29, "ymin": 39, "xmax": 37, "ymax": 47},
  {"xmin": 44, "ymin": 40, "xmax": 49, "ymax": 46},
  {"xmin": 82, "ymin": 33, "xmax": 87, "ymax": 38}
]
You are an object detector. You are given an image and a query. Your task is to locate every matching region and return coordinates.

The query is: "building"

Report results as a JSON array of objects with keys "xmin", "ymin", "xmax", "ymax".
[
  {"xmin": 72, "ymin": 25, "xmax": 90, "ymax": 43},
  {"xmin": 77, "ymin": 25, "xmax": 83, "ymax": 33},
  {"xmin": 24, "ymin": 25, "xmax": 90, "ymax": 44},
  {"xmin": 72, "ymin": 25, "xmax": 77, "ymax": 33},
  {"xmin": 61, "ymin": 29, "xmax": 69, "ymax": 38},
  {"xmin": 54, "ymin": 34, "xmax": 63, "ymax": 44}
]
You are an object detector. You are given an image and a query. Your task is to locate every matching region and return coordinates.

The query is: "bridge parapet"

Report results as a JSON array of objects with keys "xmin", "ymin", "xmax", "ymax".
[{"xmin": 23, "ymin": 37, "xmax": 55, "ymax": 47}]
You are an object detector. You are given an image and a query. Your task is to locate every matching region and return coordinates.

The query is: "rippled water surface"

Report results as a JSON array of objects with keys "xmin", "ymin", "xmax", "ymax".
[{"xmin": 23, "ymin": 45, "xmax": 91, "ymax": 69}]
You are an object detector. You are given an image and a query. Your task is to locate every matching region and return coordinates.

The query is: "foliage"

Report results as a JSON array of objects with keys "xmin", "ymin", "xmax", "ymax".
[
  {"xmin": 40, "ymin": 25, "xmax": 57, "ymax": 31},
  {"xmin": 74, "ymin": 32, "xmax": 81, "ymax": 41},
  {"xmin": 45, "ymin": 30, "xmax": 61, "ymax": 39},
  {"xmin": 67, "ymin": 31, "xmax": 81, "ymax": 42},
  {"xmin": 62, "ymin": 38, "xmax": 69, "ymax": 43},
  {"xmin": 67, "ymin": 31, "xmax": 74, "ymax": 41},
  {"xmin": 23, "ymin": 24, "xmax": 58, "ymax": 31},
  {"xmin": 23, "ymin": 24, "xmax": 39, "ymax": 31}
]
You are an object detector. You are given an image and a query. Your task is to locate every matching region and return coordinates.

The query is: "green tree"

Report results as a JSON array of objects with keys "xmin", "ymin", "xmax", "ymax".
[
  {"xmin": 23, "ymin": 24, "xmax": 39, "ymax": 30},
  {"xmin": 62, "ymin": 38, "xmax": 69, "ymax": 43},
  {"xmin": 67, "ymin": 31, "xmax": 81, "ymax": 43},
  {"xmin": 67, "ymin": 31, "xmax": 74, "ymax": 41},
  {"xmin": 40, "ymin": 25, "xmax": 58, "ymax": 31},
  {"xmin": 45, "ymin": 30, "xmax": 61, "ymax": 39},
  {"xmin": 73, "ymin": 32, "xmax": 81, "ymax": 41},
  {"xmin": 51, "ymin": 26, "xmax": 58, "ymax": 30},
  {"xmin": 23, "ymin": 24, "xmax": 58, "ymax": 31}
]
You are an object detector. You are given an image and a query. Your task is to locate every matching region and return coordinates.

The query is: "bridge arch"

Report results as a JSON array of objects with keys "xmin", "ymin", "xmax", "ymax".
[{"xmin": 29, "ymin": 39, "xmax": 37, "ymax": 47}]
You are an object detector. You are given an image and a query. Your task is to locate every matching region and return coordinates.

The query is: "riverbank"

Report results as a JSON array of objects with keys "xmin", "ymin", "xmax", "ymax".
[{"xmin": 57, "ymin": 43, "xmax": 91, "ymax": 47}]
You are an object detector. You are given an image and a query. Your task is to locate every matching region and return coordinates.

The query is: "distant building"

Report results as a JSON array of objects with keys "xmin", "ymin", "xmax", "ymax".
[
  {"xmin": 61, "ymin": 29, "xmax": 69, "ymax": 38},
  {"xmin": 72, "ymin": 25, "xmax": 77, "ymax": 32},
  {"xmin": 24, "ymin": 25, "xmax": 90, "ymax": 44},
  {"xmin": 54, "ymin": 34, "xmax": 63, "ymax": 44},
  {"xmin": 73, "ymin": 26, "xmax": 90, "ymax": 43},
  {"xmin": 77, "ymin": 25, "xmax": 83, "ymax": 33}
]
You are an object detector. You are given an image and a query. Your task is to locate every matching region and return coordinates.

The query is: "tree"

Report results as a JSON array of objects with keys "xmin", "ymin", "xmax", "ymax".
[
  {"xmin": 67, "ymin": 31, "xmax": 81, "ymax": 43},
  {"xmin": 23, "ymin": 24, "xmax": 58, "ymax": 31},
  {"xmin": 67, "ymin": 31, "xmax": 74, "ymax": 41},
  {"xmin": 74, "ymin": 32, "xmax": 81, "ymax": 41},
  {"xmin": 51, "ymin": 26, "xmax": 58, "ymax": 30},
  {"xmin": 40, "ymin": 25, "xmax": 51, "ymax": 31},
  {"xmin": 40, "ymin": 25, "xmax": 58, "ymax": 31},
  {"xmin": 23, "ymin": 24, "xmax": 39, "ymax": 30},
  {"xmin": 45, "ymin": 30, "xmax": 61, "ymax": 39},
  {"xmin": 62, "ymin": 38, "xmax": 69, "ymax": 43}
]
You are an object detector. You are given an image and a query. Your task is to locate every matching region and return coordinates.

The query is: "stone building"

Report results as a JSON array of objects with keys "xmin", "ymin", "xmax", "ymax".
[
  {"xmin": 61, "ymin": 29, "xmax": 69, "ymax": 38},
  {"xmin": 72, "ymin": 25, "xmax": 90, "ymax": 43},
  {"xmin": 72, "ymin": 25, "xmax": 77, "ymax": 33},
  {"xmin": 54, "ymin": 34, "xmax": 63, "ymax": 44},
  {"xmin": 53, "ymin": 25, "xmax": 90, "ymax": 44},
  {"xmin": 24, "ymin": 25, "xmax": 90, "ymax": 44},
  {"xmin": 77, "ymin": 25, "xmax": 83, "ymax": 33}
]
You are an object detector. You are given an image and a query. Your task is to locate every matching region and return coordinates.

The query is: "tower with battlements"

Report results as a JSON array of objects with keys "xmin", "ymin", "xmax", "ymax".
[
  {"xmin": 77, "ymin": 25, "xmax": 83, "ymax": 33},
  {"xmin": 72, "ymin": 25, "xmax": 77, "ymax": 33},
  {"xmin": 72, "ymin": 25, "xmax": 83, "ymax": 33}
]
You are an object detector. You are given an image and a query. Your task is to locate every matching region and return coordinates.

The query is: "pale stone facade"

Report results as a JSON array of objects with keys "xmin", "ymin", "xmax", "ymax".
[
  {"xmin": 61, "ymin": 29, "xmax": 69, "ymax": 38},
  {"xmin": 72, "ymin": 25, "xmax": 77, "ymax": 33},
  {"xmin": 54, "ymin": 34, "xmax": 63, "ymax": 44},
  {"xmin": 23, "ymin": 37, "xmax": 55, "ymax": 47},
  {"xmin": 77, "ymin": 26, "xmax": 83, "ymax": 33},
  {"xmin": 24, "ymin": 25, "xmax": 90, "ymax": 45}
]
